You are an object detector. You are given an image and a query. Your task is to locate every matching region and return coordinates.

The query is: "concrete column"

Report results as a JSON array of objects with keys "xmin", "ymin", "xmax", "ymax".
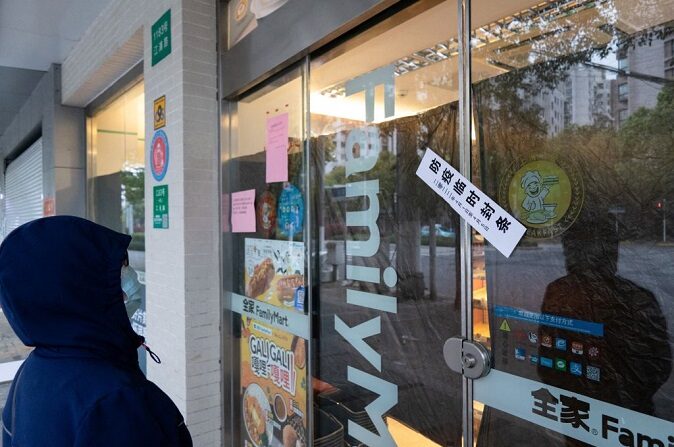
[
  {"xmin": 42, "ymin": 65, "xmax": 86, "ymax": 217},
  {"xmin": 61, "ymin": 0, "xmax": 222, "ymax": 443},
  {"xmin": 143, "ymin": 1, "xmax": 221, "ymax": 445},
  {"xmin": 0, "ymin": 64, "xmax": 86, "ymax": 221}
]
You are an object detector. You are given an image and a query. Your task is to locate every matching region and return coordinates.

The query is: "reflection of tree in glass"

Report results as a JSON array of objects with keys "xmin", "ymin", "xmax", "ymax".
[
  {"xmin": 379, "ymin": 103, "xmax": 459, "ymax": 301},
  {"xmin": 476, "ymin": 4, "xmax": 674, "ymax": 446},
  {"xmin": 474, "ymin": 4, "xmax": 673, "ymax": 242},
  {"xmin": 473, "ymin": 0, "xmax": 673, "ymax": 77},
  {"xmin": 618, "ymin": 84, "xmax": 674, "ymax": 238},
  {"xmin": 120, "ymin": 168, "xmax": 145, "ymax": 245}
]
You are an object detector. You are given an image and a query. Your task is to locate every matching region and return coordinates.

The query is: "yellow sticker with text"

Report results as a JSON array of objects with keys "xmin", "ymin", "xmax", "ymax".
[{"xmin": 153, "ymin": 95, "xmax": 166, "ymax": 130}]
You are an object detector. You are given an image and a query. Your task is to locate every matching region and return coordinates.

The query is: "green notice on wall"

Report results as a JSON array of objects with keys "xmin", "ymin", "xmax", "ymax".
[
  {"xmin": 151, "ymin": 9, "xmax": 171, "ymax": 66},
  {"xmin": 153, "ymin": 185, "xmax": 169, "ymax": 229}
]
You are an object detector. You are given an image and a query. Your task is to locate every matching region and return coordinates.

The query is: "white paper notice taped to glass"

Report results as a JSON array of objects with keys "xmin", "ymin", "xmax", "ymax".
[{"xmin": 416, "ymin": 148, "xmax": 526, "ymax": 257}]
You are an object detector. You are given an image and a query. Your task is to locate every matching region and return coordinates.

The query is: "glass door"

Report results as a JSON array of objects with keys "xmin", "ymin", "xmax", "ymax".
[
  {"xmin": 223, "ymin": 1, "xmax": 470, "ymax": 446},
  {"xmin": 222, "ymin": 65, "xmax": 312, "ymax": 447},
  {"xmin": 224, "ymin": 0, "xmax": 674, "ymax": 445},
  {"xmin": 309, "ymin": 1, "xmax": 466, "ymax": 446},
  {"xmin": 470, "ymin": 0, "xmax": 674, "ymax": 446}
]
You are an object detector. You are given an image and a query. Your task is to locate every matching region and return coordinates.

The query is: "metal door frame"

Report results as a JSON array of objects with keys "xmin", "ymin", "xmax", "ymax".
[{"xmin": 457, "ymin": 0, "xmax": 476, "ymax": 445}]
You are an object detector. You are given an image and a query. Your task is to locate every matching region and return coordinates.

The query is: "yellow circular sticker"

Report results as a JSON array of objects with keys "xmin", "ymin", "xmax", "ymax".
[{"xmin": 499, "ymin": 157, "xmax": 583, "ymax": 239}]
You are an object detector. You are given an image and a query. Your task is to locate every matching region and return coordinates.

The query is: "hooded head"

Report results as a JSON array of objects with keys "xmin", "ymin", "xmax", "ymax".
[{"xmin": 0, "ymin": 216, "xmax": 142, "ymax": 364}]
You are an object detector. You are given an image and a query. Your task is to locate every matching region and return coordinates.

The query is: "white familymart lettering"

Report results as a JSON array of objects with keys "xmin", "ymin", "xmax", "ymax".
[{"xmin": 334, "ymin": 66, "xmax": 399, "ymax": 447}]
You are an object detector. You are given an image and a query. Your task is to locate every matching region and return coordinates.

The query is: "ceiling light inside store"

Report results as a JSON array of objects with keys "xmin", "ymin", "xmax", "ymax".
[
  {"xmin": 314, "ymin": 0, "xmax": 653, "ymax": 123},
  {"xmin": 319, "ymin": 40, "xmax": 459, "ymax": 98},
  {"xmin": 319, "ymin": 0, "xmax": 608, "ymax": 99}
]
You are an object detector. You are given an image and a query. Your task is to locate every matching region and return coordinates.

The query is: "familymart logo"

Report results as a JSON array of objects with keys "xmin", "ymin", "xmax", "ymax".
[
  {"xmin": 475, "ymin": 370, "xmax": 674, "ymax": 447},
  {"xmin": 531, "ymin": 387, "xmax": 674, "ymax": 447},
  {"xmin": 333, "ymin": 66, "xmax": 399, "ymax": 447}
]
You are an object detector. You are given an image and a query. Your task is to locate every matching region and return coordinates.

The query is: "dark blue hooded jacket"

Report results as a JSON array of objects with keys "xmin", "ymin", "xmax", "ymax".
[{"xmin": 0, "ymin": 216, "xmax": 192, "ymax": 447}]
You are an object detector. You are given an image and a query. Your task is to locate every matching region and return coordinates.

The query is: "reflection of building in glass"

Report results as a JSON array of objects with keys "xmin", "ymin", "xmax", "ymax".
[
  {"xmin": 611, "ymin": 35, "xmax": 673, "ymax": 128},
  {"xmin": 525, "ymin": 85, "xmax": 566, "ymax": 136},
  {"xmin": 322, "ymin": 123, "xmax": 393, "ymax": 173},
  {"xmin": 563, "ymin": 65, "xmax": 612, "ymax": 127},
  {"xmin": 666, "ymin": 36, "xmax": 674, "ymax": 79},
  {"xmin": 520, "ymin": 64, "xmax": 613, "ymax": 135}
]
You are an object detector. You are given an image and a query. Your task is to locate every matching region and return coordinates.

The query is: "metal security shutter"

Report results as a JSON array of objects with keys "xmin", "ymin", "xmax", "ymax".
[{"xmin": 4, "ymin": 138, "xmax": 43, "ymax": 237}]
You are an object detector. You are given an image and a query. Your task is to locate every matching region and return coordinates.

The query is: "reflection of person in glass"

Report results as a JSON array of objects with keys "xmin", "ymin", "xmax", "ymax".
[
  {"xmin": 352, "ymin": 142, "xmax": 361, "ymax": 159},
  {"xmin": 479, "ymin": 212, "xmax": 672, "ymax": 447},
  {"xmin": 538, "ymin": 214, "xmax": 671, "ymax": 417}
]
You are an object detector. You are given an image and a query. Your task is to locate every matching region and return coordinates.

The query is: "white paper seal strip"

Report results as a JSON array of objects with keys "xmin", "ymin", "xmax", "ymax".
[{"xmin": 415, "ymin": 148, "xmax": 526, "ymax": 257}]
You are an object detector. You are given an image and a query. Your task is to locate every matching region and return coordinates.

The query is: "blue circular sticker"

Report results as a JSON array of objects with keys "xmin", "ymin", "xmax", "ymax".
[
  {"xmin": 277, "ymin": 183, "xmax": 304, "ymax": 239},
  {"xmin": 151, "ymin": 130, "xmax": 170, "ymax": 181}
]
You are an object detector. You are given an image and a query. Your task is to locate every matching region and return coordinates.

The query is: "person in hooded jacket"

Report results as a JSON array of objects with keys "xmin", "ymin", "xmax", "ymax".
[{"xmin": 0, "ymin": 216, "xmax": 192, "ymax": 447}]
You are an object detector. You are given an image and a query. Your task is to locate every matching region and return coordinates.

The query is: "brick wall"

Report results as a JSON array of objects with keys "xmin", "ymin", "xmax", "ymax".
[{"xmin": 61, "ymin": 1, "xmax": 222, "ymax": 445}]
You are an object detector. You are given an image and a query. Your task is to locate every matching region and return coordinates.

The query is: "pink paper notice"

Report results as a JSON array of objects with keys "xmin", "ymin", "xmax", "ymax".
[
  {"xmin": 231, "ymin": 189, "xmax": 256, "ymax": 233},
  {"xmin": 265, "ymin": 113, "xmax": 289, "ymax": 183}
]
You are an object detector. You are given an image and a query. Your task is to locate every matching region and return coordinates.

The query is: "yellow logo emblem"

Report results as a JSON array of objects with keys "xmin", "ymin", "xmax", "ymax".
[{"xmin": 500, "ymin": 156, "xmax": 583, "ymax": 239}]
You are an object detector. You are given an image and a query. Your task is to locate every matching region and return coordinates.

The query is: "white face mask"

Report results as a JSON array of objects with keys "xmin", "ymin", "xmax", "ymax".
[
  {"xmin": 121, "ymin": 266, "xmax": 140, "ymax": 297},
  {"xmin": 121, "ymin": 265, "xmax": 144, "ymax": 318}
]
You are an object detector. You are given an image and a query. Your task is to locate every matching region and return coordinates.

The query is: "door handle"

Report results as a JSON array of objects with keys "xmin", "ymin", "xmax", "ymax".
[{"xmin": 443, "ymin": 337, "xmax": 491, "ymax": 379}]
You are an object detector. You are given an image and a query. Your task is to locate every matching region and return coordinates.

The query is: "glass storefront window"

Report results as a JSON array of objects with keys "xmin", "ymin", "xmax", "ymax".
[
  {"xmin": 222, "ymin": 67, "xmax": 309, "ymax": 447},
  {"xmin": 224, "ymin": 3, "xmax": 465, "ymax": 442},
  {"xmin": 88, "ymin": 82, "xmax": 146, "ymax": 240},
  {"xmin": 88, "ymin": 81, "xmax": 147, "ymax": 368},
  {"xmin": 223, "ymin": 0, "xmax": 674, "ymax": 445},
  {"xmin": 470, "ymin": 1, "xmax": 674, "ymax": 445},
  {"xmin": 0, "ymin": 318, "xmax": 31, "ymax": 366},
  {"xmin": 309, "ymin": 2, "xmax": 464, "ymax": 446}
]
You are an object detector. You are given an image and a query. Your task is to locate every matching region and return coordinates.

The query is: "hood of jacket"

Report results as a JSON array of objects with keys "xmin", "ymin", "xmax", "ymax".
[{"xmin": 0, "ymin": 216, "xmax": 142, "ymax": 364}]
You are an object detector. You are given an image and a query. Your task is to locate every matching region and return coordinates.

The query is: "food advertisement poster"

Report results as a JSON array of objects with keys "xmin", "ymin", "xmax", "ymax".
[
  {"xmin": 241, "ymin": 318, "xmax": 307, "ymax": 447},
  {"xmin": 244, "ymin": 238, "xmax": 305, "ymax": 313}
]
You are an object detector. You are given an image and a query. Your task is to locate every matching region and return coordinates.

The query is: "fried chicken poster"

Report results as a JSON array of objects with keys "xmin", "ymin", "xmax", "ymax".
[
  {"xmin": 244, "ymin": 238, "xmax": 305, "ymax": 313},
  {"xmin": 241, "ymin": 318, "xmax": 307, "ymax": 447}
]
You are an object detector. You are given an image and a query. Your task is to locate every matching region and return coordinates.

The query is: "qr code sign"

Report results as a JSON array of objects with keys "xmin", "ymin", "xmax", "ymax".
[{"xmin": 586, "ymin": 365, "xmax": 600, "ymax": 382}]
